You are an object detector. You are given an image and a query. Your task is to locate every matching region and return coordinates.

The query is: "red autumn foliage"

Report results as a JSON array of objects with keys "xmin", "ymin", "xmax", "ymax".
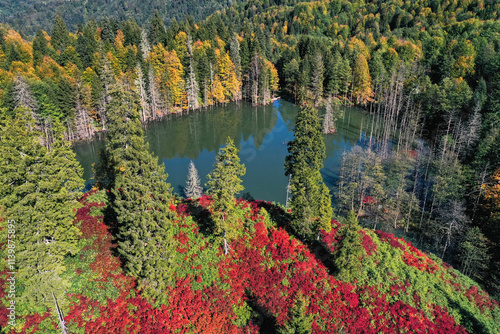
[
  {"xmin": 76, "ymin": 190, "xmax": 121, "ymax": 276},
  {"xmin": 464, "ymin": 285, "xmax": 499, "ymax": 313},
  {"xmin": 360, "ymin": 231, "xmax": 377, "ymax": 256},
  {"xmin": 10, "ymin": 194, "xmax": 483, "ymax": 333},
  {"xmin": 362, "ymin": 196, "xmax": 376, "ymax": 204}
]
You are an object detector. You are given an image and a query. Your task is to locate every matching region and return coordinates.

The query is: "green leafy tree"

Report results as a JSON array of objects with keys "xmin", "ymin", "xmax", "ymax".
[
  {"xmin": 98, "ymin": 84, "xmax": 176, "ymax": 305},
  {"xmin": 206, "ymin": 137, "xmax": 246, "ymax": 255},
  {"xmin": 0, "ymin": 108, "xmax": 83, "ymax": 315}
]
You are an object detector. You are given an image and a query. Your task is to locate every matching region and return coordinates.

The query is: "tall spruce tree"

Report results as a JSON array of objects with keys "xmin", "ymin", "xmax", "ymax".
[
  {"xmin": 32, "ymin": 28, "xmax": 49, "ymax": 67},
  {"xmin": 278, "ymin": 292, "xmax": 314, "ymax": 334},
  {"xmin": 184, "ymin": 160, "xmax": 203, "ymax": 199},
  {"xmin": 285, "ymin": 104, "xmax": 333, "ymax": 240},
  {"xmin": 334, "ymin": 211, "xmax": 365, "ymax": 282},
  {"xmin": 0, "ymin": 108, "xmax": 83, "ymax": 315},
  {"xmin": 98, "ymin": 84, "xmax": 176, "ymax": 305},
  {"xmin": 51, "ymin": 14, "xmax": 70, "ymax": 52},
  {"xmin": 149, "ymin": 10, "xmax": 167, "ymax": 46},
  {"xmin": 206, "ymin": 137, "xmax": 246, "ymax": 255}
]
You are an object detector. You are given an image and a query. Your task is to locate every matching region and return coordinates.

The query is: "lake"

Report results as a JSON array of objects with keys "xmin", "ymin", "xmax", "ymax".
[{"xmin": 73, "ymin": 99, "xmax": 370, "ymax": 204}]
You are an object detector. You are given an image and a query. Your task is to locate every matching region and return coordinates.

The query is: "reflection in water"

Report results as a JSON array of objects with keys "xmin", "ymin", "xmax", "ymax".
[{"xmin": 73, "ymin": 100, "xmax": 370, "ymax": 204}]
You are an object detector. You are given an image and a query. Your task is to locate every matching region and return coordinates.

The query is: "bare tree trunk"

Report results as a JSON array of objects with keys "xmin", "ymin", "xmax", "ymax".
[{"xmin": 52, "ymin": 293, "xmax": 68, "ymax": 334}]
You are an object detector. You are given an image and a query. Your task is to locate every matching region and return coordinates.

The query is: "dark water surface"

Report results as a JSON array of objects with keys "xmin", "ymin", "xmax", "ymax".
[{"xmin": 73, "ymin": 100, "xmax": 369, "ymax": 204}]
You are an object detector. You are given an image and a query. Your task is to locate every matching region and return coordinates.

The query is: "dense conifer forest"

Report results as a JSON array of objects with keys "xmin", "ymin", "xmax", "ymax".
[{"xmin": 0, "ymin": 0, "xmax": 500, "ymax": 332}]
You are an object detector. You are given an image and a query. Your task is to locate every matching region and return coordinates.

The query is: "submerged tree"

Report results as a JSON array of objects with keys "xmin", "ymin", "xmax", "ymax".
[
  {"xmin": 184, "ymin": 160, "xmax": 203, "ymax": 199},
  {"xmin": 322, "ymin": 96, "xmax": 338, "ymax": 134},
  {"xmin": 206, "ymin": 137, "xmax": 246, "ymax": 255},
  {"xmin": 96, "ymin": 84, "xmax": 176, "ymax": 305}
]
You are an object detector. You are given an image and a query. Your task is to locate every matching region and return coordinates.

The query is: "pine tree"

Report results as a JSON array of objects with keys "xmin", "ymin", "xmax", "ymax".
[
  {"xmin": 311, "ymin": 53, "xmax": 324, "ymax": 104},
  {"xmin": 278, "ymin": 291, "xmax": 314, "ymax": 334},
  {"xmin": 284, "ymin": 58, "xmax": 300, "ymax": 103},
  {"xmin": 0, "ymin": 108, "xmax": 83, "ymax": 314},
  {"xmin": 32, "ymin": 28, "xmax": 49, "ymax": 67},
  {"xmin": 51, "ymin": 14, "xmax": 70, "ymax": 52},
  {"xmin": 317, "ymin": 183, "xmax": 333, "ymax": 235},
  {"xmin": 285, "ymin": 104, "xmax": 332, "ymax": 240},
  {"xmin": 458, "ymin": 227, "xmax": 490, "ymax": 281},
  {"xmin": 334, "ymin": 211, "xmax": 365, "ymax": 282},
  {"xmin": 149, "ymin": 10, "xmax": 166, "ymax": 46},
  {"xmin": 184, "ymin": 160, "xmax": 203, "ymax": 199},
  {"xmin": 76, "ymin": 20, "xmax": 98, "ymax": 69},
  {"xmin": 98, "ymin": 84, "xmax": 176, "ymax": 305},
  {"xmin": 206, "ymin": 137, "xmax": 246, "ymax": 255}
]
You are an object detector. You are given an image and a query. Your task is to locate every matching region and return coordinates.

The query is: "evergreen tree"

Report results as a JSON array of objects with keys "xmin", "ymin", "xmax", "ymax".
[
  {"xmin": 0, "ymin": 108, "xmax": 83, "ymax": 314},
  {"xmin": 206, "ymin": 137, "xmax": 246, "ymax": 255},
  {"xmin": 278, "ymin": 291, "xmax": 314, "ymax": 334},
  {"xmin": 184, "ymin": 160, "xmax": 203, "ymax": 199},
  {"xmin": 311, "ymin": 53, "xmax": 324, "ymax": 103},
  {"xmin": 32, "ymin": 28, "xmax": 49, "ymax": 67},
  {"xmin": 99, "ymin": 84, "xmax": 176, "ymax": 305},
  {"xmin": 76, "ymin": 20, "xmax": 98, "ymax": 69},
  {"xmin": 317, "ymin": 183, "xmax": 333, "ymax": 235},
  {"xmin": 458, "ymin": 227, "xmax": 490, "ymax": 281},
  {"xmin": 334, "ymin": 211, "xmax": 364, "ymax": 282},
  {"xmin": 51, "ymin": 14, "xmax": 70, "ymax": 52},
  {"xmin": 285, "ymin": 104, "xmax": 332, "ymax": 240},
  {"xmin": 149, "ymin": 10, "xmax": 167, "ymax": 46},
  {"xmin": 284, "ymin": 58, "xmax": 300, "ymax": 102}
]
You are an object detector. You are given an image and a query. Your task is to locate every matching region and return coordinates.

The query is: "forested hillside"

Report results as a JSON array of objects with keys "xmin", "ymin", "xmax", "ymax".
[
  {"xmin": 1, "ymin": 0, "xmax": 500, "ymax": 332},
  {"xmin": 0, "ymin": 0, "xmax": 235, "ymax": 36}
]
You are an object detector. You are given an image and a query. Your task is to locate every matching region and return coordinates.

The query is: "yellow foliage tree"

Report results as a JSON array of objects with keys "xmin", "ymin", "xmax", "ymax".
[
  {"xmin": 483, "ymin": 168, "xmax": 500, "ymax": 219},
  {"xmin": 352, "ymin": 54, "xmax": 372, "ymax": 105},
  {"xmin": 114, "ymin": 30, "xmax": 127, "ymax": 71},
  {"xmin": 149, "ymin": 45, "xmax": 185, "ymax": 108},
  {"xmin": 36, "ymin": 56, "xmax": 65, "ymax": 82},
  {"xmin": 217, "ymin": 51, "xmax": 240, "ymax": 101},
  {"xmin": 174, "ymin": 31, "xmax": 188, "ymax": 64},
  {"xmin": 5, "ymin": 30, "xmax": 33, "ymax": 65}
]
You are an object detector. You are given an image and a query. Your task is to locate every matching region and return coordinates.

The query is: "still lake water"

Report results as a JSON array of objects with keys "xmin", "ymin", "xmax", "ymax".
[{"xmin": 73, "ymin": 100, "xmax": 369, "ymax": 204}]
